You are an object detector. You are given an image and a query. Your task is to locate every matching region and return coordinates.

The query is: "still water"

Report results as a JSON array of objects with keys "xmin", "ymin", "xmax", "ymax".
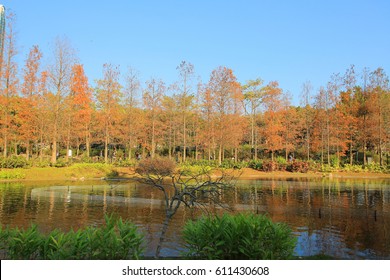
[{"xmin": 0, "ymin": 178, "xmax": 389, "ymax": 259}]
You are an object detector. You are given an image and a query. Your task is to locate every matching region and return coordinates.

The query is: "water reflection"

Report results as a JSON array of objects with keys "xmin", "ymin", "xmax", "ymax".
[{"xmin": 0, "ymin": 178, "xmax": 389, "ymax": 259}]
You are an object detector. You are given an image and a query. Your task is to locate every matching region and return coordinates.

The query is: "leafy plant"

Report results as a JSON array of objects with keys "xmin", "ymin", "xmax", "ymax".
[
  {"xmin": 6, "ymin": 224, "xmax": 43, "ymax": 259},
  {"xmin": 0, "ymin": 215, "xmax": 144, "ymax": 260},
  {"xmin": 0, "ymin": 156, "xmax": 29, "ymax": 169},
  {"xmin": 182, "ymin": 213, "xmax": 296, "ymax": 260},
  {"xmin": 290, "ymin": 161, "xmax": 309, "ymax": 173},
  {"xmin": 342, "ymin": 164, "xmax": 364, "ymax": 172},
  {"xmin": 248, "ymin": 159, "xmax": 263, "ymax": 170},
  {"xmin": 113, "ymin": 159, "xmax": 137, "ymax": 167},
  {"xmin": 262, "ymin": 160, "xmax": 278, "ymax": 172},
  {"xmin": 178, "ymin": 164, "xmax": 212, "ymax": 176}
]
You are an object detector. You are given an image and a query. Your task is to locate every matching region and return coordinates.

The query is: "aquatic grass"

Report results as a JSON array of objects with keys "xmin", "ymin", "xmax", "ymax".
[
  {"xmin": 182, "ymin": 213, "xmax": 297, "ymax": 260},
  {"xmin": 0, "ymin": 214, "xmax": 144, "ymax": 260}
]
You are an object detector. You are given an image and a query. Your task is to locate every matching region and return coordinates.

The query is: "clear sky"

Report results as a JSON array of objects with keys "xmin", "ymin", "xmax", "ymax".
[{"xmin": 2, "ymin": 0, "xmax": 390, "ymax": 104}]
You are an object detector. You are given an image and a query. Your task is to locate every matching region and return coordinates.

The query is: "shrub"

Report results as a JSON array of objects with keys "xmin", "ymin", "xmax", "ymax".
[
  {"xmin": 262, "ymin": 161, "xmax": 278, "ymax": 172},
  {"xmin": 320, "ymin": 164, "xmax": 337, "ymax": 173},
  {"xmin": 0, "ymin": 156, "xmax": 29, "ymax": 169},
  {"xmin": 182, "ymin": 213, "xmax": 296, "ymax": 260},
  {"xmin": 113, "ymin": 159, "xmax": 137, "ymax": 167},
  {"xmin": 178, "ymin": 164, "xmax": 212, "ymax": 176},
  {"xmin": 330, "ymin": 155, "xmax": 340, "ymax": 168},
  {"xmin": 275, "ymin": 157, "xmax": 287, "ymax": 165},
  {"xmin": 32, "ymin": 159, "xmax": 51, "ymax": 168},
  {"xmin": 342, "ymin": 164, "xmax": 364, "ymax": 173},
  {"xmin": 364, "ymin": 163, "xmax": 386, "ymax": 173},
  {"xmin": 0, "ymin": 215, "xmax": 144, "ymax": 260},
  {"xmin": 135, "ymin": 157, "xmax": 176, "ymax": 177},
  {"xmin": 219, "ymin": 160, "xmax": 247, "ymax": 169},
  {"xmin": 290, "ymin": 161, "xmax": 309, "ymax": 173},
  {"xmin": 248, "ymin": 159, "xmax": 263, "ymax": 171},
  {"xmin": 53, "ymin": 158, "xmax": 68, "ymax": 168}
]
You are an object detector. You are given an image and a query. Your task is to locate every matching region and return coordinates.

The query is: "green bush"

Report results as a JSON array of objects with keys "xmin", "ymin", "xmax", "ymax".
[
  {"xmin": 330, "ymin": 155, "xmax": 340, "ymax": 168},
  {"xmin": 248, "ymin": 159, "xmax": 263, "ymax": 170},
  {"xmin": 52, "ymin": 158, "xmax": 68, "ymax": 167},
  {"xmin": 182, "ymin": 213, "xmax": 296, "ymax": 260},
  {"xmin": 320, "ymin": 164, "xmax": 337, "ymax": 173},
  {"xmin": 342, "ymin": 164, "xmax": 364, "ymax": 172},
  {"xmin": 0, "ymin": 156, "xmax": 29, "ymax": 169},
  {"xmin": 179, "ymin": 164, "xmax": 212, "ymax": 176},
  {"xmin": 275, "ymin": 157, "xmax": 287, "ymax": 165},
  {"xmin": 113, "ymin": 159, "xmax": 137, "ymax": 167},
  {"xmin": 185, "ymin": 159, "xmax": 219, "ymax": 168},
  {"xmin": 364, "ymin": 163, "xmax": 387, "ymax": 173},
  {"xmin": 0, "ymin": 215, "xmax": 144, "ymax": 260},
  {"xmin": 31, "ymin": 159, "xmax": 51, "ymax": 168}
]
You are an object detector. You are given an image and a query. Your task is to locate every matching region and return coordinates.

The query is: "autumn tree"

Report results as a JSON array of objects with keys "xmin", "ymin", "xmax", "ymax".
[
  {"xmin": 339, "ymin": 65, "xmax": 359, "ymax": 164},
  {"xmin": 46, "ymin": 37, "xmax": 76, "ymax": 164},
  {"xmin": 0, "ymin": 12, "xmax": 18, "ymax": 157},
  {"xmin": 121, "ymin": 66, "xmax": 141, "ymax": 159},
  {"xmin": 200, "ymin": 84, "xmax": 216, "ymax": 161},
  {"xmin": 95, "ymin": 63, "xmax": 122, "ymax": 163},
  {"xmin": 262, "ymin": 81, "xmax": 284, "ymax": 161},
  {"xmin": 243, "ymin": 78, "xmax": 265, "ymax": 159},
  {"xmin": 280, "ymin": 93, "xmax": 300, "ymax": 160},
  {"xmin": 19, "ymin": 45, "xmax": 43, "ymax": 160},
  {"xmin": 300, "ymin": 81, "xmax": 313, "ymax": 160},
  {"xmin": 161, "ymin": 94, "xmax": 178, "ymax": 159},
  {"xmin": 36, "ymin": 71, "xmax": 50, "ymax": 161},
  {"xmin": 69, "ymin": 64, "xmax": 93, "ymax": 158},
  {"xmin": 367, "ymin": 68, "xmax": 389, "ymax": 166},
  {"xmin": 176, "ymin": 61, "xmax": 195, "ymax": 162},
  {"xmin": 207, "ymin": 66, "xmax": 242, "ymax": 165},
  {"xmin": 142, "ymin": 78, "xmax": 165, "ymax": 158}
]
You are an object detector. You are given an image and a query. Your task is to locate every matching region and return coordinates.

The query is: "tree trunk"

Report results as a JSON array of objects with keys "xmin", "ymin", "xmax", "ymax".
[
  {"xmin": 128, "ymin": 139, "xmax": 132, "ymax": 160},
  {"xmin": 218, "ymin": 144, "xmax": 222, "ymax": 166},
  {"xmin": 183, "ymin": 115, "xmax": 186, "ymax": 162},
  {"xmin": 3, "ymin": 128, "xmax": 7, "ymax": 157},
  {"xmin": 350, "ymin": 141, "xmax": 353, "ymax": 165},
  {"xmin": 155, "ymin": 214, "xmax": 172, "ymax": 259},
  {"xmin": 151, "ymin": 118, "xmax": 155, "ymax": 158},
  {"xmin": 85, "ymin": 128, "xmax": 90, "ymax": 158},
  {"xmin": 25, "ymin": 143, "xmax": 29, "ymax": 161},
  {"xmin": 51, "ymin": 124, "xmax": 57, "ymax": 164},
  {"xmin": 104, "ymin": 135, "xmax": 109, "ymax": 163}
]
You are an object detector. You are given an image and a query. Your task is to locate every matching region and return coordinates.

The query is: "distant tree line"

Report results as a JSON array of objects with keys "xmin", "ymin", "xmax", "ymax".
[{"xmin": 0, "ymin": 14, "xmax": 389, "ymax": 166}]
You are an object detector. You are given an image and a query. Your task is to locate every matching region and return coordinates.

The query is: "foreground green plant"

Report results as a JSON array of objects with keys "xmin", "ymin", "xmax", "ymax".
[
  {"xmin": 182, "ymin": 213, "xmax": 296, "ymax": 260},
  {"xmin": 0, "ymin": 214, "xmax": 144, "ymax": 260}
]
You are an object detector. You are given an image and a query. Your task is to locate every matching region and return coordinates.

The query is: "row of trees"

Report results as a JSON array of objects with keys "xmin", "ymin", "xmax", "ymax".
[{"xmin": 0, "ymin": 14, "xmax": 389, "ymax": 166}]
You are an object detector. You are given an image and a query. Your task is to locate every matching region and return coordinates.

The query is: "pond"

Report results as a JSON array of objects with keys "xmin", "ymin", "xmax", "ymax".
[{"xmin": 0, "ymin": 177, "xmax": 389, "ymax": 259}]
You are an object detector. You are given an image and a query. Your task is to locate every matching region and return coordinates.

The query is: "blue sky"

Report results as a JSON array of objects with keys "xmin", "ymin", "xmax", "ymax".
[{"xmin": 3, "ymin": 0, "xmax": 390, "ymax": 104}]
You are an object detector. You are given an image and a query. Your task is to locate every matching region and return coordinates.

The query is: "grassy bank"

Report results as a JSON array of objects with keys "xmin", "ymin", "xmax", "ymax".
[
  {"xmin": 1, "ymin": 162, "xmax": 390, "ymax": 182},
  {"xmin": 0, "ymin": 163, "xmax": 128, "ymax": 181}
]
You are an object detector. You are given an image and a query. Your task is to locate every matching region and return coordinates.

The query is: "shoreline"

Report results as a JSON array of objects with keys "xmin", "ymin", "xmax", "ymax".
[{"xmin": 1, "ymin": 166, "xmax": 390, "ymax": 183}]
